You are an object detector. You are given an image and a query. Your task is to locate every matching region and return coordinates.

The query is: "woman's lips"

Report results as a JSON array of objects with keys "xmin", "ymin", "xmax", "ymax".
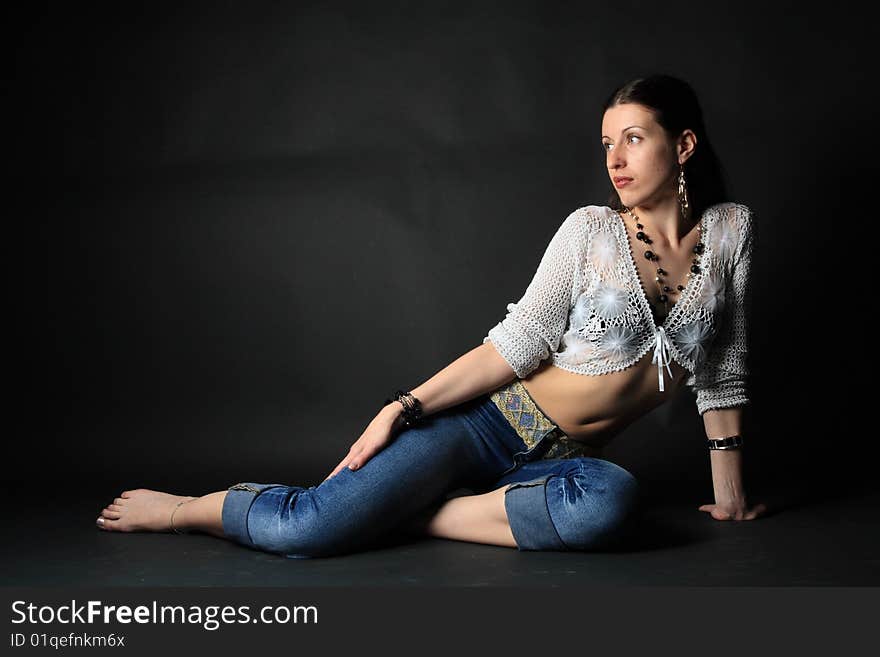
[{"xmin": 614, "ymin": 178, "xmax": 633, "ymax": 188}]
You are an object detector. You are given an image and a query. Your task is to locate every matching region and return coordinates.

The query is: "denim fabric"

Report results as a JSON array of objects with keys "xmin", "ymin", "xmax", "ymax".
[{"xmin": 221, "ymin": 393, "xmax": 640, "ymax": 558}]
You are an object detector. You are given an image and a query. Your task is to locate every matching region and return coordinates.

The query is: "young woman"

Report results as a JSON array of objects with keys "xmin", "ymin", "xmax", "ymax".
[{"xmin": 95, "ymin": 74, "xmax": 767, "ymax": 557}]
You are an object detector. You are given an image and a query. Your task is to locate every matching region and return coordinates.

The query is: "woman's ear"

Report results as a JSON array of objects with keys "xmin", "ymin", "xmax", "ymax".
[{"xmin": 677, "ymin": 129, "xmax": 697, "ymax": 165}]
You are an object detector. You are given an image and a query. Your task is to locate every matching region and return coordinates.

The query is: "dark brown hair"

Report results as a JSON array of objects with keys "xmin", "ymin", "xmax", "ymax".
[{"xmin": 602, "ymin": 74, "xmax": 729, "ymax": 223}]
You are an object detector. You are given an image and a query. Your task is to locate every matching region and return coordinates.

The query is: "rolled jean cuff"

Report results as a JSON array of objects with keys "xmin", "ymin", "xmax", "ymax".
[
  {"xmin": 222, "ymin": 482, "xmax": 286, "ymax": 547},
  {"xmin": 503, "ymin": 477, "xmax": 567, "ymax": 551}
]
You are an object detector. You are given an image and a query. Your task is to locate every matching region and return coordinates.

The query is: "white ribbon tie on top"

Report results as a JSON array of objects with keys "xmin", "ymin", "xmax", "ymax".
[{"xmin": 651, "ymin": 325, "xmax": 675, "ymax": 392}]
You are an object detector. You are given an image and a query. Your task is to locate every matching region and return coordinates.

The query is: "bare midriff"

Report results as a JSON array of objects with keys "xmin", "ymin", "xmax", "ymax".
[{"xmin": 519, "ymin": 348, "xmax": 692, "ymax": 457}]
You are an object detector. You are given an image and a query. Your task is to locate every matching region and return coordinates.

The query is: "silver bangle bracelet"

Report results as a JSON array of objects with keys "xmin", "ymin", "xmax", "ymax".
[{"xmin": 707, "ymin": 435, "xmax": 743, "ymax": 450}]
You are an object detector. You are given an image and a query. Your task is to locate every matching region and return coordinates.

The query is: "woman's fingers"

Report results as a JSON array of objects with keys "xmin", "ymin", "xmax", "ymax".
[
  {"xmin": 698, "ymin": 504, "xmax": 731, "ymax": 518},
  {"xmin": 322, "ymin": 444, "xmax": 369, "ymax": 482},
  {"xmin": 323, "ymin": 447, "xmax": 359, "ymax": 482},
  {"xmin": 744, "ymin": 502, "xmax": 768, "ymax": 519},
  {"xmin": 321, "ymin": 416, "xmax": 397, "ymax": 483},
  {"xmin": 322, "ymin": 463, "xmax": 344, "ymax": 482},
  {"xmin": 347, "ymin": 443, "xmax": 377, "ymax": 471},
  {"xmin": 698, "ymin": 502, "xmax": 769, "ymax": 521}
]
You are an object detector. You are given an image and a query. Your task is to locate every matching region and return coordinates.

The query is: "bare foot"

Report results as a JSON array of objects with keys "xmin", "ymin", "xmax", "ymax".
[{"xmin": 96, "ymin": 489, "xmax": 198, "ymax": 533}]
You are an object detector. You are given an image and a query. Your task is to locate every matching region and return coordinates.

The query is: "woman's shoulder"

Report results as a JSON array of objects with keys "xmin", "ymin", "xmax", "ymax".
[
  {"xmin": 575, "ymin": 203, "xmax": 616, "ymax": 219},
  {"xmin": 562, "ymin": 204, "xmax": 616, "ymax": 229},
  {"xmin": 704, "ymin": 201, "xmax": 755, "ymax": 264},
  {"xmin": 707, "ymin": 200, "xmax": 754, "ymax": 225}
]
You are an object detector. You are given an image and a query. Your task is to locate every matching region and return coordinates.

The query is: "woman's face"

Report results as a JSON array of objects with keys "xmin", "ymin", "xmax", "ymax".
[{"xmin": 601, "ymin": 103, "xmax": 683, "ymax": 210}]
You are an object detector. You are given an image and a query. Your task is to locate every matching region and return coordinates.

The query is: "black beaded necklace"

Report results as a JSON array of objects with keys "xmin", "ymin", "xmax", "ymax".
[{"xmin": 623, "ymin": 206, "xmax": 705, "ymax": 321}]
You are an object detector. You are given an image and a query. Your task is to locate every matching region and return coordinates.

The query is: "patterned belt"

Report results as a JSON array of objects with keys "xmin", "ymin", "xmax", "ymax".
[{"xmin": 489, "ymin": 379, "xmax": 598, "ymax": 460}]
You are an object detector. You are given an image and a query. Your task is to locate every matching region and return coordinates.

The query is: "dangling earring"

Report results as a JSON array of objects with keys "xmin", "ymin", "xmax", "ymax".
[{"xmin": 677, "ymin": 165, "xmax": 690, "ymax": 223}]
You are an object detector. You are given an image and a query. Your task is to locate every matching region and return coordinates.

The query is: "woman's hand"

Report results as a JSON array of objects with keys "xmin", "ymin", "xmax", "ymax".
[
  {"xmin": 321, "ymin": 404, "xmax": 404, "ymax": 482},
  {"xmin": 699, "ymin": 498, "xmax": 768, "ymax": 521}
]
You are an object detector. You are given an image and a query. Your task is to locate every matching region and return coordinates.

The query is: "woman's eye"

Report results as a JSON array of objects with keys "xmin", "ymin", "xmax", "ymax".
[{"xmin": 603, "ymin": 135, "xmax": 640, "ymax": 151}]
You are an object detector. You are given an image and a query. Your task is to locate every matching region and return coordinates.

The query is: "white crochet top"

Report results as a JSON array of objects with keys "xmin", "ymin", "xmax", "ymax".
[{"xmin": 483, "ymin": 202, "xmax": 754, "ymax": 416}]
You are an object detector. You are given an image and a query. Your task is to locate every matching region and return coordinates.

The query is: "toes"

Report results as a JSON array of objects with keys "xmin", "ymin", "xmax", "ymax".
[
  {"xmin": 102, "ymin": 508, "xmax": 122, "ymax": 519},
  {"xmin": 96, "ymin": 516, "xmax": 128, "ymax": 532},
  {"xmin": 114, "ymin": 498, "xmax": 126, "ymax": 505}
]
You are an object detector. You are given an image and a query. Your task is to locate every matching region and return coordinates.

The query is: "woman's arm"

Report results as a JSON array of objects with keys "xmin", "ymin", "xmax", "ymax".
[
  {"xmin": 412, "ymin": 342, "xmax": 516, "ymax": 415},
  {"xmin": 700, "ymin": 407, "xmax": 767, "ymax": 520},
  {"xmin": 690, "ymin": 203, "xmax": 754, "ymax": 415},
  {"xmin": 384, "ymin": 341, "xmax": 518, "ymax": 427},
  {"xmin": 324, "ymin": 342, "xmax": 517, "ymax": 479},
  {"xmin": 703, "ymin": 407, "xmax": 746, "ymax": 501},
  {"xmin": 693, "ymin": 206, "xmax": 766, "ymax": 520}
]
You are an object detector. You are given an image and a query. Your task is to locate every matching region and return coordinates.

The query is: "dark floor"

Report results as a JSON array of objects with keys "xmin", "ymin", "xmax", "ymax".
[{"xmin": 4, "ymin": 480, "xmax": 878, "ymax": 587}]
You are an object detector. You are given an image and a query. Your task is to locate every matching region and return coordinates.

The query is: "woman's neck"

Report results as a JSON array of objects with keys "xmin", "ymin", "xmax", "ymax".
[{"xmin": 630, "ymin": 196, "xmax": 694, "ymax": 249}]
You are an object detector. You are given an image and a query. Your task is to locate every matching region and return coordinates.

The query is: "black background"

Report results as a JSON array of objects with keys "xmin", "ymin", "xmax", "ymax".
[{"xmin": 10, "ymin": 0, "xmax": 876, "ymax": 503}]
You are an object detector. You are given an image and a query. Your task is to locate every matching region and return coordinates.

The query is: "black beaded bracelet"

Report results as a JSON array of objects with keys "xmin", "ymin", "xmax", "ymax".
[
  {"xmin": 707, "ymin": 435, "xmax": 743, "ymax": 450},
  {"xmin": 383, "ymin": 390, "xmax": 424, "ymax": 427}
]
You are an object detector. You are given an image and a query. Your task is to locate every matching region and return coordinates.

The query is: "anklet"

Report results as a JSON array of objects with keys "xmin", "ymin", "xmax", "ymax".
[{"xmin": 170, "ymin": 498, "xmax": 195, "ymax": 535}]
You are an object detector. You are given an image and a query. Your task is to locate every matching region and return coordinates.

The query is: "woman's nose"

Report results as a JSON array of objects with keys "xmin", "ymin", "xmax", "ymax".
[{"xmin": 607, "ymin": 150, "xmax": 625, "ymax": 169}]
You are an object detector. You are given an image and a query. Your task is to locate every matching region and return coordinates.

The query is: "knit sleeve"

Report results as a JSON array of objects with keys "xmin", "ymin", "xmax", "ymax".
[
  {"xmin": 482, "ymin": 212, "xmax": 581, "ymax": 379},
  {"xmin": 691, "ymin": 204, "xmax": 755, "ymax": 416}
]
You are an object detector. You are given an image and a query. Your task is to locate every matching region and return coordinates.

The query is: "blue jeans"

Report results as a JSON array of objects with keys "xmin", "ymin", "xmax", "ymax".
[{"xmin": 221, "ymin": 392, "xmax": 641, "ymax": 558}]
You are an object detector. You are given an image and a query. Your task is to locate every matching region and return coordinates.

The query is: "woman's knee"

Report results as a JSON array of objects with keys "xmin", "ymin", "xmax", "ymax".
[
  {"xmin": 554, "ymin": 462, "xmax": 640, "ymax": 550},
  {"xmin": 251, "ymin": 499, "xmax": 355, "ymax": 559},
  {"xmin": 504, "ymin": 459, "xmax": 640, "ymax": 552},
  {"xmin": 230, "ymin": 485, "xmax": 356, "ymax": 559}
]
